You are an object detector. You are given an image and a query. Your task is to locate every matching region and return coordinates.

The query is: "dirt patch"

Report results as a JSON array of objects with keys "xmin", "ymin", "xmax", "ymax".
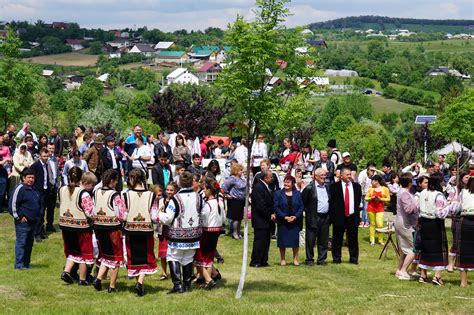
[{"xmin": 0, "ymin": 285, "xmax": 26, "ymax": 298}]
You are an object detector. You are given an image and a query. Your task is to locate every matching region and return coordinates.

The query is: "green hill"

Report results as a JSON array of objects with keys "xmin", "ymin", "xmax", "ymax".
[{"xmin": 309, "ymin": 16, "xmax": 474, "ymax": 33}]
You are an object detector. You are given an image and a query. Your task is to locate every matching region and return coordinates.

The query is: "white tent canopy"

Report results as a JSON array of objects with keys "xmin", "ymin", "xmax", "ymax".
[{"xmin": 434, "ymin": 141, "xmax": 471, "ymax": 155}]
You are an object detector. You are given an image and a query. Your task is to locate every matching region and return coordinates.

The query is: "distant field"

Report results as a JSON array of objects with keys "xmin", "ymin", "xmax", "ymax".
[
  {"xmin": 331, "ymin": 39, "xmax": 474, "ymax": 53},
  {"xmin": 369, "ymin": 95, "xmax": 420, "ymax": 114},
  {"xmin": 23, "ymin": 51, "xmax": 98, "ymax": 67}
]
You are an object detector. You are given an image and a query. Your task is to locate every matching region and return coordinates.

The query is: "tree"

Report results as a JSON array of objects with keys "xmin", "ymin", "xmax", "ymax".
[
  {"xmin": 218, "ymin": 0, "xmax": 313, "ymax": 299},
  {"xmin": 432, "ymin": 90, "xmax": 474, "ymax": 148},
  {"xmin": 89, "ymin": 41, "xmax": 103, "ymax": 55},
  {"xmin": 0, "ymin": 29, "xmax": 39, "ymax": 128},
  {"xmin": 148, "ymin": 84, "xmax": 226, "ymax": 138}
]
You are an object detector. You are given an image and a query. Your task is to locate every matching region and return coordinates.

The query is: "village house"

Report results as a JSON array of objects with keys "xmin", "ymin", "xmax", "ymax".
[
  {"xmin": 325, "ymin": 69, "xmax": 359, "ymax": 77},
  {"xmin": 307, "ymin": 39, "xmax": 328, "ymax": 49},
  {"xmin": 155, "ymin": 50, "xmax": 188, "ymax": 64},
  {"xmin": 52, "ymin": 22, "xmax": 69, "ymax": 29},
  {"xmin": 65, "ymin": 39, "xmax": 84, "ymax": 51},
  {"xmin": 166, "ymin": 68, "xmax": 200, "ymax": 85},
  {"xmin": 154, "ymin": 41, "xmax": 175, "ymax": 50},
  {"xmin": 426, "ymin": 66, "xmax": 471, "ymax": 79},
  {"xmin": 129, "ymin": 43, "xmax": 155, "ymax": 56},
  {"xmin": 197, "ymin": 62, "xmax": 223, "ymax": 83}
]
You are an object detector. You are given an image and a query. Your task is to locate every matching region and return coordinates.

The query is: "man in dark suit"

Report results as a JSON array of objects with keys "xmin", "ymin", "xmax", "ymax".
[
  {"xmin": 329, "ymin": 167, "xmax": 362, "ymax": 264},
  {"xmin": 154, "ymin": 134, "xmax": 173, "ymax": 164},
  {"xmin": 152, "ymin": 152, "xmax": 172, "ymax": 191},
  {"xmin": 250, "ymin": 170, "xmax": 275, "ymax": 267},
  {"xmin": 102, "ymin": 135, "xmax": 123, "ymax": 191},
  {"xmin": 314, "ymin": 150, "xmax": 335, "ymax": 185},
  {"xmin": 302, "ymin": 168, "xmax": 331, "ymax": 266},
  {"xmin": 30, "ymin": 148, "xmax": 51, "ymax": 242},
  {"xmin": 49, "ymin": 127, "xmax": 63, "ymax": 157},
  {"xmin": 45, "ymin": 143, "xmax": 59, "ymax": 232}
]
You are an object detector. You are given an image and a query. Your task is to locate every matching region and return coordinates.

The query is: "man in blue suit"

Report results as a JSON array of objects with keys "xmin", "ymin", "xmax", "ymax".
[{"xmin": 30, "ymin": 148, "xmax": 50, "ymax": 242}]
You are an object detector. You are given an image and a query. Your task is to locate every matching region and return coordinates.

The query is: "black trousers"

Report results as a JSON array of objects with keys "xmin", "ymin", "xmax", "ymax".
[
  {"xmin": 34, "ymin": 191, "xmax": 46, "ymax": 237},
  {"xmin": 45, "ymin": 187, "xmax": 58, "ymax": 227},
  {"xmin": 250, "ymin": 228, "xmax": 271, "ymax": 266},
  {"xmin": 305, "ymin": 213, "xmax": 330, "ymax": 264},
  {"xmin": 332, "ymin": 215, "xmax": 359, "ymax": 263}
]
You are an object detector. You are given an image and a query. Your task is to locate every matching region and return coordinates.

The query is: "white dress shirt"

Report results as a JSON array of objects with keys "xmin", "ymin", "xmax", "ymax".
[{"xmin": 341, "ymin": 181, "xmax": 355, "ymax": 215}]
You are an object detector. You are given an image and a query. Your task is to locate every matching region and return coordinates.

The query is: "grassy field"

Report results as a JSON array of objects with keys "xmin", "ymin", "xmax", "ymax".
[
  {"xmin": 23, "ymin": 51, "xmax": 99, "ymax": 67},
  {"xmin": 369, "ymin": 95, "xmax": 419, "ymax": 114},
  {"xmin": 0, "ymin": 212, "xmax": 473, "ymax": 314}
]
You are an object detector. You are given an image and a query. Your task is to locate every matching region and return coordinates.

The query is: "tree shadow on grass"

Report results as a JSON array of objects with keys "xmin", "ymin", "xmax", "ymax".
[{"xmin": 243, "ymin": 280, "xmax": 310, "ymax": 293}]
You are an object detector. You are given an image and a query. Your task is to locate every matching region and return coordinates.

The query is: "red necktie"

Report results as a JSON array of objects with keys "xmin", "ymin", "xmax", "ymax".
[{"xmin": 344, "ymin": 183, "xmax": 350, "ymax": 217}]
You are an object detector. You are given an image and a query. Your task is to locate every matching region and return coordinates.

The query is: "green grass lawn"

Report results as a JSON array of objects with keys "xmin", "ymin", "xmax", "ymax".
[
  {"xmin": 369, "ymin": 96, "xmax": 421, "ymax": 114},
  {"xmin": 0, "ymin": 212, "xmax": 473, "ymax": 314},
  {"xmin": 330, "ymin": 39, "xmax": 474, "ymax": 53}
]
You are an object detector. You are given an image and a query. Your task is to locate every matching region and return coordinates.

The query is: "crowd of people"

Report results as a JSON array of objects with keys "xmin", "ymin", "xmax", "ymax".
[{"xmin": 1, "ymin": 122, "xmax": 473, "ymax": 296}]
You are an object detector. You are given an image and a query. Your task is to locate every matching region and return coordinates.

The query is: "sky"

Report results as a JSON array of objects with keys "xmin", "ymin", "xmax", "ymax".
[{"xmin": 0, "ymin": 0, "xmax": 473, "ymax": 31}]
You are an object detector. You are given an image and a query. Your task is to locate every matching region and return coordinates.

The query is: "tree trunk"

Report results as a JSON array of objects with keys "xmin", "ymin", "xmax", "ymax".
[{"xmin": 235, "ymin": 119, "xmax": 255, "ymax": 299}]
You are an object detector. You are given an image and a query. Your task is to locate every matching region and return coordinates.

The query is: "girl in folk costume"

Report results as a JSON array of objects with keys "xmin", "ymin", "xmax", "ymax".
[
  {"xmin": 156, "ymin": 182, "xmax": 179, "ymax": 281},
  {"xmin": 122, "ymin": 169, "xmax": 159, "ymax": 296},
  {"xmin": 91, "ymin": 169, "xmax": 127, "ymax": 293},
  {"xmin": 447, "ymin": 171, "xmax": 469, "ymax": 272},
  {"xmin": 455, "ymin": 175, "xmax": 474, "ymax": 288},
  {"xmin": 194, "ymin": 177, "xmax": 226, "ymax": 289},
  {"xmin": 159, "ymin": 171, "xmax": 203, "ymax": 294},
  {"xmin": 59, "ymin": 167, "xmax": 97, "ymax": 285},
  {"xmin": 418, "ymin": 174, "xmax": 458, "ymax": 286}
]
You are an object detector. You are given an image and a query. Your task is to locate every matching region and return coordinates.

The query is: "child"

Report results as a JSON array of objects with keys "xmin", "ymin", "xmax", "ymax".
[
  {"xmin": 123, "ymin": 169, "xmax": 159, "ymax": 296},
  {"xmin": 92, "ymin": 169, "xmax": 127, "ymax": 293},
  {"xmin": 173, "ymin": 163, "xmax": 185, "ymax": 186},
  {"xmin": 59, "ymin": 168, "xmax": 97, "ymax": 285}
]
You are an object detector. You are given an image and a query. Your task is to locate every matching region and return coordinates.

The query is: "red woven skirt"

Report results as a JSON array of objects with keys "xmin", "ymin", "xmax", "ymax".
[
  {"xmin": 158, "ymin": 233, "xmax": 168, "ymax": 259},
  {"xmin": 194, "ymin": 230, "xmax": 220, "ymax": 268},
  {"xmin": 94, "ymin": 228, "xmax": 124, "ymax": 267},
  {"xmin": 125, "ymin": 232, "xmax": 157, "ymax": 276},
  {"xmin": 62, "ymin": 229, "xmax": 94, "ymax": 263}
]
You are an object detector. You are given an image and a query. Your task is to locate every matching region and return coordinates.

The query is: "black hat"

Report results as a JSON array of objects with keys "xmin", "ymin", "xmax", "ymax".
[
  {"xmin": 327, "ymin": 139, "xmax": 336, "ymax": 148},
  {"xmin": 371, "ymin": 174, "xmax": 383, "ymax": 182},
  {"xmin": 78, "ymin": 125, "xmax": 86, "ymax": 133},
  {"xmin": 425, "ymin": 160, "xmax": 435, "ymax": 167},
  {"xmin": 105, "ymin": 135, "xmax": 115, "ymax": 143}
]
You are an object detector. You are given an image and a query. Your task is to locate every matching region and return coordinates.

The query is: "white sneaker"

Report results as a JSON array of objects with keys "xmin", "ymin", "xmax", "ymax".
[{"xmin": 397, "ymin": 272, "xmax": 412, "ymax": 280}]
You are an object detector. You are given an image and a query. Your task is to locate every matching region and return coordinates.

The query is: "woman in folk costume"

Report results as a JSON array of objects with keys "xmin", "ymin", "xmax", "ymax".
[
  {"xmin": 455, "ymin": 175, "xmax": 474, "ymax": 288},
  {"xmin": 122, "ymin": 168, "xmax": 159, "ymax": 296},
  {"xmin": 417, "ymin": 174, "xmax": 458, "ymax": 286},
  {"xmin": 91, "ymin": 169, "xmax": 127, "ymax": 293},
  {"xmin": 159, "ymin": 171, "xmax": 203, "ymax": 294},
  {"xmin": 194, "ymin": 177, "xmax": 225, "ymax": 290},
  {"xmin": 59, "ymin": 167, "xmax": 96, "ymax": 285}
]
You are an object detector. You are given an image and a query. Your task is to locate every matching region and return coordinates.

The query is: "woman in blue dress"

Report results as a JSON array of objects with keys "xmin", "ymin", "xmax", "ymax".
[{"xmin": 274, "ymin": 175, "xmax": 304, "ymax": 266}]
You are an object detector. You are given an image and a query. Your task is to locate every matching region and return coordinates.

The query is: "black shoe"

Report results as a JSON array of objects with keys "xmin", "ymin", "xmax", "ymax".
[
  {"xmin": 93, "ymin": 278, "xmax": 102, "ymax": 291},
  {"xmin": 262, "ymin": 263, "xmax": 270, "ymax": 267},
  {"xmin": 134, "ymin": 282, "xmax": 145, "ymax": 296},
  {"xmin": 249, "ymin": 263, "xmax": 262, "ymax": 268},
  {"xmin": 168, "ymin": 261, "xmax": 184, "ymax": 294},
  {"xmin": 216, "ymin": 257, "xmax": 224, "ymax": 264},
  {"xmin": 46, "ymin": 225, "xmax": 56, "ymax": 232},
  {"xmin": 194, "ymin": 277, "xmax": 205, "ymax": 284},
  {"xmin": 349, "ymin": 261, "xmax": 359, "ymax": 265},
  {"xmin": 332, "ymin": 260, "xmax": 342, "ymax": 264},
  {"xmin": 70, "ymin": 272, "xmax": 79, "ymax": 283},
  {"xmin": 204, "ymin": 280, "xmax": 217, "ymax": 290},
  {"xmin": 40, "ymin": 234, "xmax": 48, "ymax": 239},
  {"xmin": 317, "ymin": 261, "xmax": 327, "ymax": 266},
  {"xmin": 61, "ymin": 271, "xmax": 74, "ymax": 284},
  {"xmin": 212, "ymin": 269, "xmax": 222, "ymax": 282},
  {"xmin": 305, "ymin": 261, "xmax": 314, "ymax": 266},
  {"xmin": 107, "ymin": 287, "xmax": 117, "ymax": 293},
  {"xmin": 35, "ymin": 237, "xmax": 42, "ymax": 243},
  {"xmin": 78, "ymin": 280, "xmax": 89, "ymax": 286},
  {"xmin": 86, "ymin": 274, "xmax": 95, "ymax": 285}
]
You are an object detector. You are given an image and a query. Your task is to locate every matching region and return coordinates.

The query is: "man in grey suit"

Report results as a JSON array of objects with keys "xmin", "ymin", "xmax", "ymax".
[{"xmin": 302, "ymin": 168, "xmax": 330, "ymax": 266}]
